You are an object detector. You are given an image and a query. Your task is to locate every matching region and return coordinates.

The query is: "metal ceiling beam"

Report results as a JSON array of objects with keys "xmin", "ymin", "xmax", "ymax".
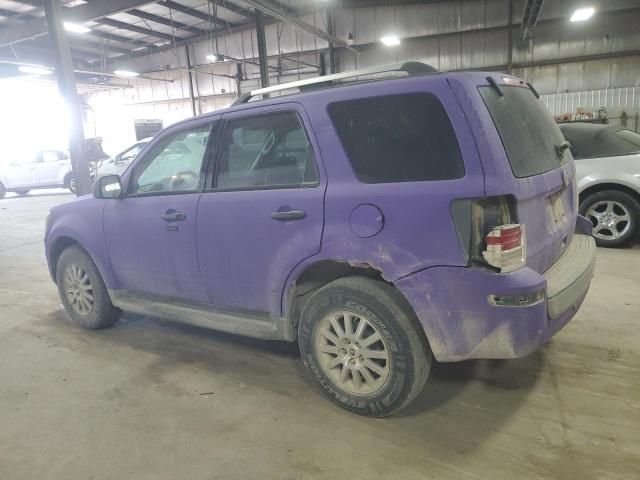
[
  {"xmin": 97, "ymin": 18, "xmax": 182, "ymax": 42},
  {"xmin": 126, "ymin": 9, "xmax": 207, "ymax": 36},
  {"xmin": 242, "ymin": 0, "xmax": 357, "ymax": 52},
  {"xmin": 0, "ymin": 0, "xmax": 157, "ymax": 48},
  {"xmin": 520, "ymin": 0, "xmax": 545, "ymax": 41},
  {"xmin": 160, "ymin": 1, "xmax": 229, "ymax": 28},
  {"xmin": 208, "ymin": 0, "xmax": 255, "ymax": 19}
]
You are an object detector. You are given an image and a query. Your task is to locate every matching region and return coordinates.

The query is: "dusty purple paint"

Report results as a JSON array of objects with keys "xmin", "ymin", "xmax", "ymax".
[{"xmin": 45, "ymin": 70, "xmax": 595, "ymax": 362}]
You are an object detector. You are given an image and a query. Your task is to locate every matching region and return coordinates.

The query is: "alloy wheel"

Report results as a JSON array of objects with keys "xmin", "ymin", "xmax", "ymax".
[
  {"xmin": 586, "ymin": 200, "xmax": 631, "ymax": 241},
  {"xmin": 314, "ymin": 310, "xmax": 391, "ymax": 395},
  {"xmin": 63, "ymin": 263, "xmax": 94, "ymax": 315}
]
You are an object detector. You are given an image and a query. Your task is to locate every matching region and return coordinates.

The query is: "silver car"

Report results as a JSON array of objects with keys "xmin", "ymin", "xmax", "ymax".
[{"xmin": 560, "ymin": 123, "xmax": 640, "ymax": 247}]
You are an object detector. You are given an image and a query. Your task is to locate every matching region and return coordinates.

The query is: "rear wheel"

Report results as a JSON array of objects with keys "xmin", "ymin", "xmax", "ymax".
[
  {"xmin": 298, "ymin": 277, "xmax": 431, "ymax": 417},
  {"xmin": 580, "ymin": 190, "xmax": 640, "ymax": 247},
  {"xmin": 56, "ymin": 245, "xmax": 120, "ymax": 329}
]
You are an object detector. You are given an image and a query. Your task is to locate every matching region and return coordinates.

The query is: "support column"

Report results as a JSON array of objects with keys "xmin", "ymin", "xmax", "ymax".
[
  {"xmin": 44, "ymin": 0, "xmax": 91, "ymax": 196},
  {"xmin": 507, "ymin": 0, "xmax": 514, "ymax": 74},
  {"xmin": 255, "ymin": 9, "xmax": 269, "ymax": 89},
  {"xmin": 326, "ymin": 8, "xmax": 336, "ymax": 74},
  {"xmin": 185, "ymin": 45, "xmax": 197, "ymax": 116}
]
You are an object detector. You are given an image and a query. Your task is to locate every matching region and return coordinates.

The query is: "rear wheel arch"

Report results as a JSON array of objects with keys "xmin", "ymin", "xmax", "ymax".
[{"xmin": 284, "ymin": 260, "xmax": 430, "ymax": 348}]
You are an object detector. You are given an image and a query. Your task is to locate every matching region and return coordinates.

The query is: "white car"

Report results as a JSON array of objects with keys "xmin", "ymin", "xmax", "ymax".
[
  {"xmin": 95, "ymin": 138, "xmax": 152, "ymax": 178},
  {"xmin": 560, "ymin": 123, "xmax": 640, "ymax": 247},
  {"xmin": 0, "ymin": 150, "xmax": 75, "ymax": 198}
]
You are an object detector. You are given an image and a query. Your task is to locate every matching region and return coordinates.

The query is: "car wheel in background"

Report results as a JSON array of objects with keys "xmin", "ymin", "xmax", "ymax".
[
  {"xmin": 298, "ymin": 277, "xmax": 431, "ymax": 417},
  {"xmin": 65, "ymin": 174, "xmax": 77, "ymax": 194},
  {"xmin": 579, "ymin": 190, "xmax": 640, "ymax": 248},
  {"xmin": 0, "ymin": 182, "xmax": 6, "ymax": 199},
  {"xmin": 15, "ymin": 189, "xmax": 30, "ymax": 195},
  {"xmin": 55, "ymin": 245, "xmax": 121, "ymax": 329}
]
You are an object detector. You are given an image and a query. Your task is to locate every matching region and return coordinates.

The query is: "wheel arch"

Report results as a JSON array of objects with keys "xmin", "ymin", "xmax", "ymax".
[
  {"xmin": 579, "ymin": 182, "xmax": 640, "ymax": 206},
  {"xmin": 47, "ymin": 234, "xmax": 114, "ymax": 289},
  {"xmin": 283, "ymin": 259, "xmax": 430, "ymax": 348}
]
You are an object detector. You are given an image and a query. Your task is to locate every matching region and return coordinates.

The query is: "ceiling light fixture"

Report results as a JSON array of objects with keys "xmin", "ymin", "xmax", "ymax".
[
  {"xmin": 64, "ymin": 22, "xmax": 91, "ymax": 33},
  {"xmin": 570, "ymin": 7, "xmax": 595, "ymax": 22},
  {"xmin": 206, "ymin": 53, "xmax": 223, "ymax": 62},
  {"xmin": 18, "ymin": 65, "xmax": 53, "ymax": 75},
  {"xmin": 380, "ymin": 35, "xmax": 401, "ymax": 47},
  {"xmin": 113, "ymin": 70, "xmax": 140, "ymax": 78}
]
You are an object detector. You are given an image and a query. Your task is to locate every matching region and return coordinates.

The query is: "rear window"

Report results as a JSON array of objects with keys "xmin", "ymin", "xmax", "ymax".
[
  {"xmin": 561, "ymin": 126, "xmax": 640, "ymax": 159},
  {"xmin": 480, "ymin": 85, "xmax": 569, "ymax": 178},
  {"xmin": 328, "ymin": 93, "xmax": 464, "ymax": 183}
]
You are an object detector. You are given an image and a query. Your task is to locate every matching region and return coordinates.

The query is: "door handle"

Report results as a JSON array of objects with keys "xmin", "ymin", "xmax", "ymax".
[
  {"xmin": 161, "ymin": 210, "xmax": 186, "ymax": 222},
  {"xmin": 271, "ymin": 209, "xmax": 306, "ymax": 221}
]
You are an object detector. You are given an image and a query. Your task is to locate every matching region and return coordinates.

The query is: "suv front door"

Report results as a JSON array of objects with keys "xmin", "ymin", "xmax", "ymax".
[
  {"xmin": 196, "ymin": 106, "xmax": 325, "ymax": 315},
  {"xmin": 104, "ymin": 118, "xmax": 217, "ymax": 302}
]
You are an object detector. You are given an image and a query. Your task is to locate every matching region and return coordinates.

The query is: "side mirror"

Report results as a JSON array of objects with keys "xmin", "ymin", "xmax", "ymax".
[{"xmin": 93, "ymin": 174, "xmax": 123, "ymax": 199}]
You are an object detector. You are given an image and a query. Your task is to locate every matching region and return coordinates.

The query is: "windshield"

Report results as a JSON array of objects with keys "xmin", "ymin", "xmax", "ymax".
[{"xmin": 480, "ymin": 85, "xmax": 569, "ymax": 178}]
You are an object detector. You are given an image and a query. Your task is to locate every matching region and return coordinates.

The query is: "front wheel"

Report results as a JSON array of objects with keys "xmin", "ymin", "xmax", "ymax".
[
  {"xmin": 580, "ymin": 190, "xmax": 640, "ymax": 247},
  {"xmin": 298, "ymin": 277, "xmax": 431, "ymax": 417},
  {"xmin": 56, "ymin": 245, "xmax": 120, "ymax": 329}
]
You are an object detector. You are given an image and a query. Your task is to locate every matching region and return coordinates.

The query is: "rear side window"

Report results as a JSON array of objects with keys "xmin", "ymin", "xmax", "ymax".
[
  {"xmin": 328, "ymin": 93, "xmax": 464, "ymax": 183},
  {"xmin": 480, "ymin": 85, "xmax": 568, "ymax": 178}
]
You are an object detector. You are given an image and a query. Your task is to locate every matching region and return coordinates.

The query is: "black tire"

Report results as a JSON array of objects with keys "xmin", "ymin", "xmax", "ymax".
[
  {"xmin": 298, "ymin": 277, "xmax": 431, "ymax": 417},
  {"xmin": 579, "ymin": 190, "xmax": 640, "ymax": 248},
  {"xmin": 0, "ymin": 182, "xmax": 6, "ymax": 199},
  {"xmin": 15, "ymin": 189, "xmax": 30, "ymax": 195},
  {"xmin": 65, "ymin": 174, "xmax": 77, "ymax": 194},
  {"xmin": 55, "ymin": 245, "xmax": 120, "ymax": 329}
]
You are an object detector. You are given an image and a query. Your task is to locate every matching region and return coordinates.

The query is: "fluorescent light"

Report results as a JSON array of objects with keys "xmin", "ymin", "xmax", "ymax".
[
  {"xmin": 206, "ymin": 53, "xmax": 222, "ymax": 62},
  {"xmin": 570, "ymin": 7, "xmax": 595, "ymax": 22},
  {"xmin": 18, "ymin": 65, "xmax": 53, "ymax": 76},
  {"xmin": 113, "ymin": 70, "xmax": 140, "ymax": 78},
  {"xmin": 380, "ymin": 35, "xmax": 400, "ymax": 47},
  {"xmin": 64, "ymin": 22, "xmax": 91, "ymax": 33}
]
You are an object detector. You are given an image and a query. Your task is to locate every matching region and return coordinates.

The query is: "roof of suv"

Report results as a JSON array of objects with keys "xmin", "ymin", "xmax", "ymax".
[{"xmin": 179, "ymin": 69, "xmax": 519, "ymax": 128}]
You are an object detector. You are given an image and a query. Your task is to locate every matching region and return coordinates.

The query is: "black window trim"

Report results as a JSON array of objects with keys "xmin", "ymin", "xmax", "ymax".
[
  {"xmin": 124, "ymin": 118, "xmax": 219, "ymax": 199},
  {"xmin": 204, "ymin": 108, "xmax": 321, "ymax": 193}
]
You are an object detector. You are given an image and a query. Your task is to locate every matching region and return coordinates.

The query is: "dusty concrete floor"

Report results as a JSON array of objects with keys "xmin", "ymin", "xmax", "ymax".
[{"xmin": 0, "ymin": 191, "xmax": 639, "ymax": 480}]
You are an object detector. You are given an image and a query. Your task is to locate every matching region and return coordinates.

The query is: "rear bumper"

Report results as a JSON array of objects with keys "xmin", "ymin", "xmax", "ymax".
[{"xmin": 395, "ymin": 234, "xmax": 596, "ymax": 362}]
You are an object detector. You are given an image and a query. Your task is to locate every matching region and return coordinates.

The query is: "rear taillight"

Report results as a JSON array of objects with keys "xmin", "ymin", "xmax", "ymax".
[
  {"xmin": 451, "ymin": 195, "xmax": 526, "ymax": 273},
  {"xmin": 482, "ymin": 224, "xmax": 526, "ymax": 272}
]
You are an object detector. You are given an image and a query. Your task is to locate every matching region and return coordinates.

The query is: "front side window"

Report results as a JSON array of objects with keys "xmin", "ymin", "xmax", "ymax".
[
  {"xmin": 214, "ymin": 112, "xmax": 319, "ymax": 190},
  {"xmin": 131, "ymin": 125, "xmax": 211, "ymax": 194},
  {"xmin": 328, "ymin": 93, "xmax": 465, "ymax": 183}
]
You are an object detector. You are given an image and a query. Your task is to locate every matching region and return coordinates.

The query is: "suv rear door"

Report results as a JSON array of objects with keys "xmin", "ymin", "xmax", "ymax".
[{"xmin": 196, "ymin": 104, "xmax": 324, "ymax": 316}]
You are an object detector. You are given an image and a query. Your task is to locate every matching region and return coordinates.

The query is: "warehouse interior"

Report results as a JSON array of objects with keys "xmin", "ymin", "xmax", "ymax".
[{"xmin": 1, "ymin": 1, "xmax": 639, "ymax": 479}]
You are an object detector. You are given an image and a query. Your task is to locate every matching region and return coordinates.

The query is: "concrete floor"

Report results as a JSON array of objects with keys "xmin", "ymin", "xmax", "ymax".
[{"xmin": 0, "ymin": 191, "xmax": 639, "ymax": 480}]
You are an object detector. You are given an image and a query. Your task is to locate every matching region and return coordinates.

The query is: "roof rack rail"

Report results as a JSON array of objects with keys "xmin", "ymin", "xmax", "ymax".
[{"xmin": 233, "ymin": 61, "xmax": 437, "ymax": 105}]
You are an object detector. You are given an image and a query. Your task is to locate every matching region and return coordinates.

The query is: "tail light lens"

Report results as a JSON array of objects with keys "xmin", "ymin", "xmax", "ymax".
[
  {"xmin": 451, "ymin": 195, "xmax": 526, "ymax": 273},
  {"xmin": 482, "ymin": 224, "xmax": 526, "ymax": 272}
]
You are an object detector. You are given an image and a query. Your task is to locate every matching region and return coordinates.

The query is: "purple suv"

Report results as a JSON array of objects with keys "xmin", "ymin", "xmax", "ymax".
[{"xmin": 45, "ymin": 65, "xmax": 596, "ymax": 416}]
